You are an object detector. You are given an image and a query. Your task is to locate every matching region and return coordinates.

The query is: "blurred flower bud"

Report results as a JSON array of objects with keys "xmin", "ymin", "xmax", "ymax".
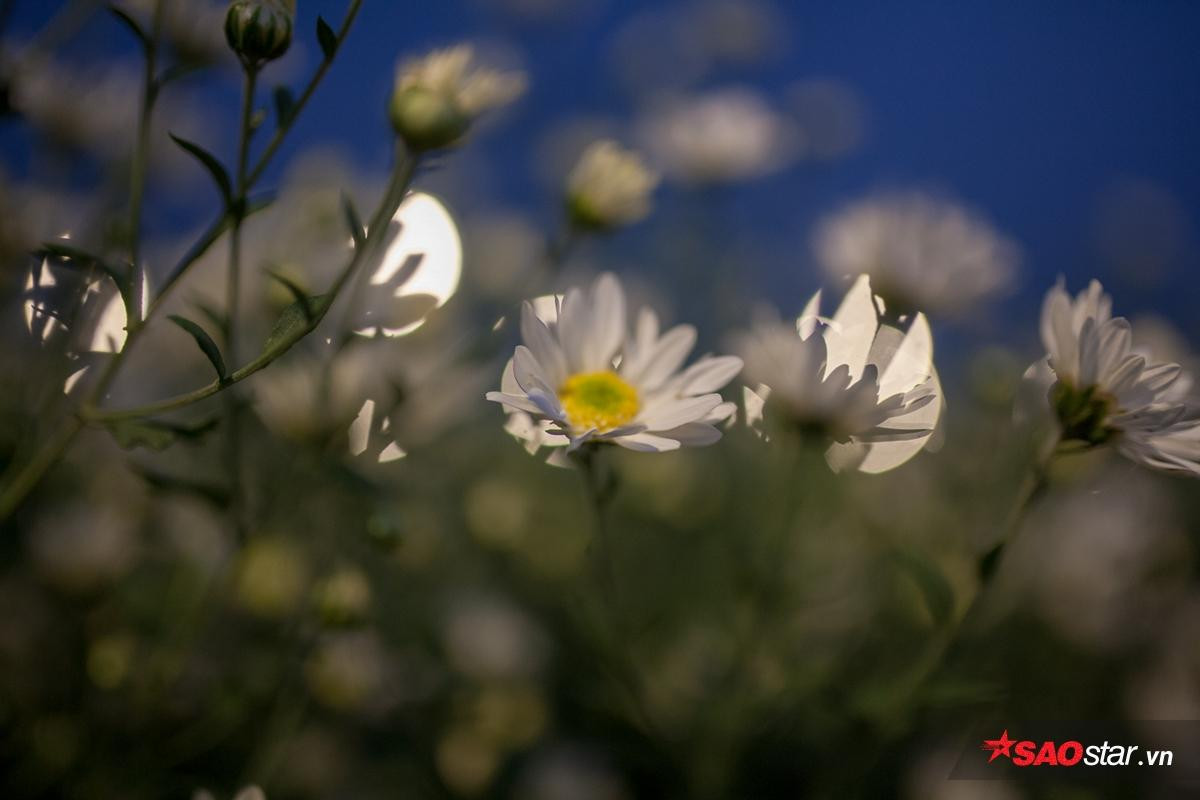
[
  {"xmin": 224, "ymin": 0, "xmax": 294, "ymax": 67},
  {"xmin": 312, "ymin": 566, "xmax": 372, "ymax": 627},
  {"xmin": 565, "ymin": 140, "xmax": 658, "ymax": 232},
  {"xmin": 389, "ymin": 45, "xmax": 525, "ymax": 152},
  {"xmin": 234, "ymin": 537, "xmax": 307, "ymax": 618}
]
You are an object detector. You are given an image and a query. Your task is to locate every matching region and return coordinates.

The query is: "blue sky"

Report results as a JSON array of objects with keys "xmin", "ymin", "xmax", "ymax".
[{"xmin": 6, "ymin": 0, "xmax": 1200, "ymax": 346}]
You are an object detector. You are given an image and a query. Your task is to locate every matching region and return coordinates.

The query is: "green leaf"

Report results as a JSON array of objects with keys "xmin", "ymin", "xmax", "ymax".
[
  {"xmin": 341, "ymin": 193, "xmax": 365, "ymax": 249},
  {"xmin": 265, "ymin": 270, "xmax": 314, "ymax": 322},
  {"xmin": 108, "ymin": 5, "xmax": 150, "ymax": 51},
  {"xmin": 316, "ymin": 16, "xmax": 338, "ymax": 60},
  {"xmin": 273, "ymin": 86, "xmax": 296, "ymax": 127},
  {"xmin": 169, "ymin": 315, "xmax": 227, "ymax": 381},
  {"xmin": 191, "ymin": 299, "xmax": 229, "ymax": 334},
  {"xmin": 169, "ymin": 133, "xmax": 233, "ymax": 204},
  {"xmin": 104, "ymin": 419, "xmax": 179, "ymax": 451},
  {"xmin": 891, "ymin": 548, "xmax": 955, "ymax": 628},
  {"xmin": 263, "ymin": 294, "xmax": 324, "ymax": 355},
  {"xmin": 105, "ymin": 416, "xmax": 218, "ymax": 451}
]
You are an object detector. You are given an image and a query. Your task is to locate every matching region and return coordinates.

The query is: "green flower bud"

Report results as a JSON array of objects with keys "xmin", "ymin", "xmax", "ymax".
[
  {"xmin": 389, "ymin": 45, "xmax": 525, "ymax": 153},
  {"xmin": 388, "ymin": 86, "xmax": 471, "ymax": 153},
  {"xmin": 225, "ymin": 0, "xmax": 294, "ymax": 67}
]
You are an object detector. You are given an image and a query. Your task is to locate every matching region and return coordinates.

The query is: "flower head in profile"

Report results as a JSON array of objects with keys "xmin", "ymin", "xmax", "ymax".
[
  {"xmin": 1027, "ymin": 279, "xmax": 1199, "ymax": 476},
  {"xmin": 389, "ymin": 45, "xmax": 526, "ymax": 152},
  {"xmin": 814, "ymin": 192, "xmax": 1018, "ymax": 318},
  {"xmin": 487, "ymin": 273, "xmax": 743, "ymax": 457},
  {"xmin": 736, "ymin": 275, "xmax": 943, "ymax": 473},
  {"xmin": 565, "ymin": 140, "xmax": 658, "ymax": 232}
]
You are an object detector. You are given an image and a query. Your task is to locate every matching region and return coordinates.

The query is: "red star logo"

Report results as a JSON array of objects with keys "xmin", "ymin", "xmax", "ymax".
[{"xmin": 981, "ymin": 730, "xmax": 1015, "ymax": 762}]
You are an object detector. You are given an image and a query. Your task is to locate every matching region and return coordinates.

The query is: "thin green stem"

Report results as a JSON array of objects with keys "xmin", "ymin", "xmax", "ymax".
[
  {"xmin": 127, "ymin": 0, "xmax": 165, "ymax": 290},
  {"xmin": 0, "ymin": 0, "xmax": 368, "ymax": 520},
  {"xmin": 244, "ymin": 0, "xmax": 363, "ymax": 189},
  {"xmin": 0, "ymin": 417, "xmax": 84, "ymax": 520},
  {"xmin": 885, "ymin": 440, "xmax": 1058, "ymax": 723},
  {"xmin": 225, "ymin": 65, "xmax": 259, "ymax": 540},
  {"xmin": 83, "ymin": 150, "xmax": 418, "ymax": 424},
  {"xmin": 0, "ymin": 1, "xmax": 162, "ymax": 521}
]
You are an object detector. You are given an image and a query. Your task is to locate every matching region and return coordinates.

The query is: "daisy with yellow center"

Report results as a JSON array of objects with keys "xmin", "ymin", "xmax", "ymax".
[{"xmin": 486, "ymin": 273, "xmax": 743, "ymax": 456}]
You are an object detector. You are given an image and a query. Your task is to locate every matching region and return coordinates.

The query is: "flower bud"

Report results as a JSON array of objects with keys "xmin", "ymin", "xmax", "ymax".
[
  {"xmin": 565, "ymin": 140, "xmax": 658, "ymax": 232},
  {"xmin": 389, "ymin": 45, "xmax": 525, "ymax": 153},
  {"xmin": 225, "ymin": 0, "xmax": 294, "ymax": 67}
]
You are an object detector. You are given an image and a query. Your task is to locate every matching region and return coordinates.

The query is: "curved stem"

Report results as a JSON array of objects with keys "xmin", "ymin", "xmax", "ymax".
[
  {"xmin": 0, "ymin": 0, "xmax": 369, "ymax": 519},
  {"xmin": 888, "ymin": 441, "xmax": 1058, "ymax": 720},
  {"xmin": 83, "ymin": 150, "xmax": 417, "ymax": 424}
]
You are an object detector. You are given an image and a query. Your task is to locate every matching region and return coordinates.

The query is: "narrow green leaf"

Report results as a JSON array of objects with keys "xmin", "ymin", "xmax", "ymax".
[
  {"xmin": 169, "ymin": 133, "xmax": 233, "ymax": 203},
  {"xmin": 316, "ymin": 16, "xmax": 338, "ymax": 60},
  {"xmin": 104, "ymin": 419, "xmax": 179, "ymax": 451},
  {"xmin": 108, "ymin": 5, "xmax": 151, "ymax": 51},
  {"xmin": 263, "ymin": 294, "xmax": 324, "ymax": 355},
  {"xmin": 265, "ymin": 270, "xmax": 314, "ymax": 322},
  {"xmin": 273, "ymin": 86, "xmax": 296, "ymax": 127},
  {"xmin": 341, "ymin": 193, "xmax": 365, "ymax": 249},
  {"xmin": 192, "ymin": 299, "xmax": 229, "ymax": 334},
  {"xmin": 169, "ymin": 315, "xmax": 227, "ymax": 381},
  {"xmin": 104, "ymin": 416, "xmax": 219, "ymax": 451}
]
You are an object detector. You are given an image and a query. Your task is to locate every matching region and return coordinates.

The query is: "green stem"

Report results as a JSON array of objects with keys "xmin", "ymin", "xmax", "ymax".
[
  {"xmin": 0, "ymin": 0, "xmax": 368, "ymax": 520},
  {"xmin": 243, "ymin": 0, "xmax": 364, "ymax": 189},
  {"xmin": 225, "ymin": 65, "xmax": 258, "ymax": 540},
  {"xmin": 0, "ymin": 1, "xmax": 162, "ymax": 521},
  {"xmin": 0, "ymin": 417, "xmax": 84, "ymax": 520},
  {"xmin": 887, "ymin": 441, "xmax": 1057, "ymax": 722},
  {"xmin": 83, "ymin": 150, "xmax": 417, "ymax": 424},
  {"xmin": 128, "ymin": 0, "xmax": 164, "ymax": 289}
]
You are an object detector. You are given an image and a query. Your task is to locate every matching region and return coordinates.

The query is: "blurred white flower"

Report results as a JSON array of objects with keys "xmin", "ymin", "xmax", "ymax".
[
  {"xmin": 487, "ymin": 273, "xmax": 743, "ymax": 455},
  {"xmin": 29, "ymin": 503, "xmax": 139, "ymax": 593},
  {"xmin": 390, "ymin": 44, "xmax": 526, "ymax": 152},
  {"xmin": 736, "ymin": 274, "xmax": 943, "ymax": 473},
  {"xmin": 638, "ymin": 88, "xmax": 799, "ymax": 184},
  {"xmin": 814, "ymin": 192, "xmax": 1018, "ymax": 317},
  {"xmin": 442, "ymin": 595, "xmax": 548, "ymax": 680},
  {"xmin": 6, "ymin": 55, "xmax": 138, "ymax": 156},
  {"xmin": 1018, "ymin": 468, "xmax": 1190, "ymax": 651},
  {"xmin": 193, "ymin": 788, "xmax": 265, "ymax": 800},
  {"xmin": 565, "ymin": 140, "xmax": 658, "ymax": 231},
  {"xmin": 1027, "ymin": 279, "xmax": 1200, "ymax": 475},
  {"xmin": 119, "ymin": 0, "xmax": 230, "ymax": 65}
]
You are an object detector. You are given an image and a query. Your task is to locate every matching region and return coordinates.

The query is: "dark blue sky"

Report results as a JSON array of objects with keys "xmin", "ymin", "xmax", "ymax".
[{"xmin": 6, "ymin": 0, "xmax": 1200, "ymax": 345}]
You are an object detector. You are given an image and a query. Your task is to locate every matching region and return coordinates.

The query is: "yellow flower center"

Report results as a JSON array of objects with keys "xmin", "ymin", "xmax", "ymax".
[{"xmin": 559, "ymin": 371, "xmax": 640, "ymax": 432}]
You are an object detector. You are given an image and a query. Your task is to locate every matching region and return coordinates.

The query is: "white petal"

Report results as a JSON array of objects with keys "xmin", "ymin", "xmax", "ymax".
[{"xmin": 613, "ymin": 432, "xmax": 682, "ymax": 452}]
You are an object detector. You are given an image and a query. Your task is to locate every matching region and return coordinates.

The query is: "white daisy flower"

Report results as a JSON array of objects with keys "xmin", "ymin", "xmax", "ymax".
[
  {"xmin": 1027, "ymin": 279, "xmax": 1200, "ymax": 476},
  {"xmin": 389, "ymin": 45, "xmax": 526, "ymax": 152},
  {"xmin": 736, "ymin": 274, "xmax": 943, "ymax": 473},
  {"xmin": 814, "ymin": 192, "xmax": 1018, "ymax": 318},
  {"xmin": 486, "ymin": 273, "xmax": 743, "ymax": 455},
  {"xmin": 565, "ymin": 140, "xmax": 659, "ymax": 231}
]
